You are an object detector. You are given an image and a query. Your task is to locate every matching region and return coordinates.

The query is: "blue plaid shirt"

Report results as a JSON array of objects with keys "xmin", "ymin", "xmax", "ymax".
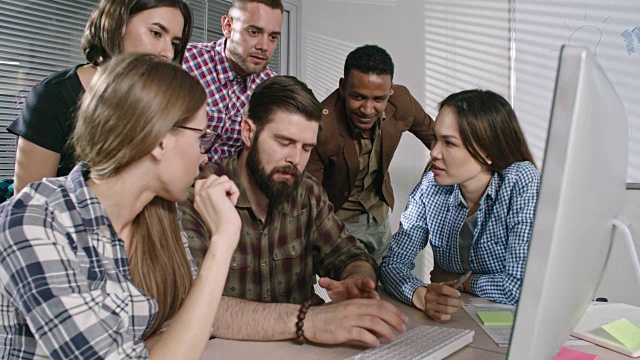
[
  {"xmin": 380, "ymin": 161, "xmax": 540, "ymax": 306},
  {"xmin": 0, "ymin": 164, "xmax": 197, "ymax": 359}
]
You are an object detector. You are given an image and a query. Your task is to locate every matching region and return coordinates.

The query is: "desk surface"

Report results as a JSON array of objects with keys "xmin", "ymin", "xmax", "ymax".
[{"xmin": 202, "ymin": 292, "xmax": 629, "ymax": 359}]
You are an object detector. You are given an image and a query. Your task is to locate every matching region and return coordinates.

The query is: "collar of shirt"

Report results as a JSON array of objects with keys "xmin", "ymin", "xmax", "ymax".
[
  {"xmin": 346, "ymin": 111, "xmax": 386, "ymax": 139},
  {"xmin": 214, "ymin": 38, "xmax": 241, "ymax": 85},
  {"xmin": 69, "ymin": 162, "xmax": 114, "ymax": 233},
  {"xmin": 450, "ymin": 171, "xmax": 499, "ymax": 209},
  {"xmin": 67, "ymin": 162, "xmax": 133, "ymax": 280},
  {"xmin": 214, "ymin": 37, "xmax": 265, "ymax": 91}
]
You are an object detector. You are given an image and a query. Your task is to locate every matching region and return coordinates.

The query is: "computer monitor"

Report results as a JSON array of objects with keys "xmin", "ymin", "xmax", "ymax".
[{"xmin": 507, "ymin": 46, "xmax": 630, "ymax": 359}]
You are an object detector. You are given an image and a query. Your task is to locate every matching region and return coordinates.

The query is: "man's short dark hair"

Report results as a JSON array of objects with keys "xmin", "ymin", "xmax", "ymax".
[
  {"xmin": 230, "ymin": 0, "xmax": 284, "ymax": 13},
  {"xmin": 343, "ymin": 44, "xmax": 394, "ymax": 80},
  {"xmin": 245, "ymin": 76, "xmax": 321, "ymax": 131}
]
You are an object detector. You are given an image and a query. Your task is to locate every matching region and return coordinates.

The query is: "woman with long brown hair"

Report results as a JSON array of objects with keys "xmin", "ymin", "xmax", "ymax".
[
  {"xmin": 0, "ymin": 53, "xmax": 239, "ymax": 359},
  {"xmin": 381, "ymin": 89, "xmax": 540, "ymax": 321},
  {"xmin": 8, "ymin": 0, "xmax": 193, "ymax": 195}
]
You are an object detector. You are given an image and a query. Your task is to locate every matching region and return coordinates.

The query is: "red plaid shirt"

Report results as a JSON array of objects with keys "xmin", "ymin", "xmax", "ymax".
[{"xmin": 183, "ymin": 37, "xmax": 276, "ymax": 163}]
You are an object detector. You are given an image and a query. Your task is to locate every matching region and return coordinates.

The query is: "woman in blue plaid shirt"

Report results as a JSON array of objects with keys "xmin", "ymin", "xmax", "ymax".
[
  {"xmin": 0, "ymin": 54, "xmax": 241, "ymax": 359},
  {"xmin": 380, "ymin": 89, "xmax": 540, "ymax": 321}
]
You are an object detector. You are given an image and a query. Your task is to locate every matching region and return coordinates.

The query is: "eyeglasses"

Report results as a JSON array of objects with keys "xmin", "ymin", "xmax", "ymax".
[{"xmin": 174, "ymin": 125, "xmax": 219, "ymax": 154}]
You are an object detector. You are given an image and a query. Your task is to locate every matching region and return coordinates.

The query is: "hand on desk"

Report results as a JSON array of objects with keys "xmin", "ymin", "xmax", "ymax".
[
  {"xmin": 318, "ymin": 277, "xmax": 380, "ymax": 302},
  {"xmin": 304, "ymin": 298, "xmax": 408, "ymax": 347},
  {"xmin": 413, "ymin": 281, "xmax": 464, "ymax": 321}
]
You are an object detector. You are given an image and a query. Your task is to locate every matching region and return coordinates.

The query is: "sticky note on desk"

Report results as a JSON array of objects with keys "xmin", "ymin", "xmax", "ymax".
[
  {"xmin": 476, "ymin": 311, "xmax": 514, "ymax": 326},
  {"xmin": 553, "ymin": 347, "xmax": 598, "ymax": 360},
  {"xmin": 601, "ymin": 318, "xmax": 640, "ymax": 350}
]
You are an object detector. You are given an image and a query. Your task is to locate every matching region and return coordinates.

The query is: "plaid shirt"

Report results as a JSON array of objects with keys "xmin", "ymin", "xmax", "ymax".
[
  {"xmin": 179, "ymin": 154, "xmax": 377, "ymax": 304},
  {"xmin": 0, "ymin": 164, "xmax": 197, "ymax": 359},
  {"xmin": 380, "ymin": 161, "xmax": 540, "ymax": 306},
  {"xmin": 183, "ymin": 38, "xmax": 276, "ymax": 163}
]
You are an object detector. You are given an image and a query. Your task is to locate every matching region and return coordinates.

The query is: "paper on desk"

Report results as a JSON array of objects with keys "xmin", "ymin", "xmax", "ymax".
[
  {"xmin": 601, "ymin": 318, "xmax": 640, "ymax": 350},
  {"xmin": 572, "ymin": 302, "xmax": 640, "ymax": 357},
  {"xmin": 313, "ymin": 274, "xmax": 333, "ymax": 303},
  {"xmin": 477, "ymin": 311, "xmax": 514, "ymax": 326},
  {"xmin": 463, "ymin": 304, "xmax": 590, "ymax": 348},
  {"xmin": 553, "ymin": 347, "xmax": 598, "ymax": 360}
]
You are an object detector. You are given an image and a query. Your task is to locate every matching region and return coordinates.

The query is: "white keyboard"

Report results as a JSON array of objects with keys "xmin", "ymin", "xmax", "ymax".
[{"xmin": 349, "ymin": 325, "xmax": 474, "ymax": 360}]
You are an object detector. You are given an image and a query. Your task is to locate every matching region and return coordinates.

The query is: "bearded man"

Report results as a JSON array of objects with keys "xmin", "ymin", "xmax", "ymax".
[{"xmin": 179, "ymin": 76, "xmax": 408, "ymax": 346}]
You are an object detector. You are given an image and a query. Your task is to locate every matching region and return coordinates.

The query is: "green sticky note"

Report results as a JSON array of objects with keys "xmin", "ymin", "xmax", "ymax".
[
  {"xmin": 476, "ymin": 311, "xmax": 514, "ymax": 326},
  {"xmin": 601, "ymin": 318, "xmax": 640, "ymax": 350}
]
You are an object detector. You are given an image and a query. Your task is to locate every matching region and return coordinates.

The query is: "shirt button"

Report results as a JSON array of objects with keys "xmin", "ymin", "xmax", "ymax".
[
  {"xmin": 343, "ymin": 191, "xmax": 349, "ymax": 197},
  {"xmin": 262, "ymin": 261, "xmax": 267, "ymax": 268}
]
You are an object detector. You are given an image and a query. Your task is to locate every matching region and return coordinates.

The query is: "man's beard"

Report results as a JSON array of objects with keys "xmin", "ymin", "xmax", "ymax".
[
  {"xmin": 246, "ymin": 142, "xmax": 302, "ymax": 211},
  {"xmin": 227, "ymin": 41, "xmax": 270, "ymax": 75}
]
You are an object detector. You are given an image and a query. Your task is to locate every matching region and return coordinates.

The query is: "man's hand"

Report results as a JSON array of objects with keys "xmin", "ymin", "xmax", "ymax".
[
  {"xmin": 318, "ymin": 277, "xmax": 380, "ymax": 302},
  {"xmin": 413, "ymin": 280, "xmax": 463, "ymax": 321},
  {"xmin": 304, "ymin": 298, "xmax": 408, "ymax": 347}
]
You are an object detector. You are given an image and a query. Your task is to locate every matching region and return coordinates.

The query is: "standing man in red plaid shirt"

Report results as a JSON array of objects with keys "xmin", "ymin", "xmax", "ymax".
[{"xmin": 183, "ymin": 0, "xmax": 283, "ymax": 163}]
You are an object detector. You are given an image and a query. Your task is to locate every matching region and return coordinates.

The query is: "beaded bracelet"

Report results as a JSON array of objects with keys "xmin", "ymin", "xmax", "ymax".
[{"xmin": 294, "ymin": 301, "xmax": 311, "ymax": 345}]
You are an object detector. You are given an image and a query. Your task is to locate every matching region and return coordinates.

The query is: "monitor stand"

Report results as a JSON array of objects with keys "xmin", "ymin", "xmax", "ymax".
[{"xmin": 594, "ymin": 218, "xmax": 640, "ymax": 306}]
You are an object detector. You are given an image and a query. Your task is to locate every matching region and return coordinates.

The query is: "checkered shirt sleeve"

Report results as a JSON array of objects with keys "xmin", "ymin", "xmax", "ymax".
[
  {"xmin": 380, "ymin": 161, "xmax": 540, "ymax": 306},
  {"xmin": 379, "ymin": 170, "xmax": 433, "ymax": 305}
]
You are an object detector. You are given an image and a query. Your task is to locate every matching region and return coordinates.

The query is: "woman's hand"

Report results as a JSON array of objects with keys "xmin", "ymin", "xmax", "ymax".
[
  {"xmin": 193, "ymin": 174, "xmax": 241, "ymax": 257},
  {"xmin": 413, "ymin": 280, "xmax": 463, "ymax": 321}
]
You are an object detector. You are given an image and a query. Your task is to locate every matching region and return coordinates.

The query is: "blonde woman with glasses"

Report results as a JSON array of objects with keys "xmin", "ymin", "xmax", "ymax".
[{"xmin": 0, "ymin": 53, "xmax": 238, "ymax": 359}]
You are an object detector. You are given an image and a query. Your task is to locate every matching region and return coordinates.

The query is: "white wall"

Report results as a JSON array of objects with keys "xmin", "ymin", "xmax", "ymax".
[{"xmin": 299, "ymin": 0, "xmax": 640, "ymax": 295}]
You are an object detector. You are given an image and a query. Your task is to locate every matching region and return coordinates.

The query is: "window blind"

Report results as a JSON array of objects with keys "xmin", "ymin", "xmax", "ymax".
[
  {"xmin": 423, "ymin": 0, "xmax": 512, "ymax": 116},
  {"xmin": 513, "ymin": 0, "xmax": 640, "ymax": 183},
  {"xmin": 0, "ymin": 0, "xmax": 95, "ymax": 177},
  {"xmin": 0, "ymin": 0, "xmax": 284, "ymax": 178}
]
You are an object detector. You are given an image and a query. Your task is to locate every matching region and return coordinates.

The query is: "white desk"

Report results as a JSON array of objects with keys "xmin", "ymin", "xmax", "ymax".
[{"xmin": 201, "ymin": 292, "xmax": 629, "ymax": 359}]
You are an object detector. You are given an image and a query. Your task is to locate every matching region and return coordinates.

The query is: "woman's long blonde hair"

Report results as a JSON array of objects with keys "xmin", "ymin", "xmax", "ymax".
[{"xmin": 73, "ymin": 53, "xmax": 206, "ymax": 338}]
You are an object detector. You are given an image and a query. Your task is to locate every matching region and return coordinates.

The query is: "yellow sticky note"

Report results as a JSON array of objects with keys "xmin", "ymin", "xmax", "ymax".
[
  {"xmin": 476, "ymin": 311, "xmax": 514, "ymax": 326},
  {"xmin": 601, "ymin": 318, "xmax": 640, "ymax": 351}
]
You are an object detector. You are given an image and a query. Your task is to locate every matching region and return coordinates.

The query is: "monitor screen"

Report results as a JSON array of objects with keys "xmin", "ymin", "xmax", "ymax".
[{"xmin": 508, "ymin": 45, "xmax": 629, "ymax": 359}]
